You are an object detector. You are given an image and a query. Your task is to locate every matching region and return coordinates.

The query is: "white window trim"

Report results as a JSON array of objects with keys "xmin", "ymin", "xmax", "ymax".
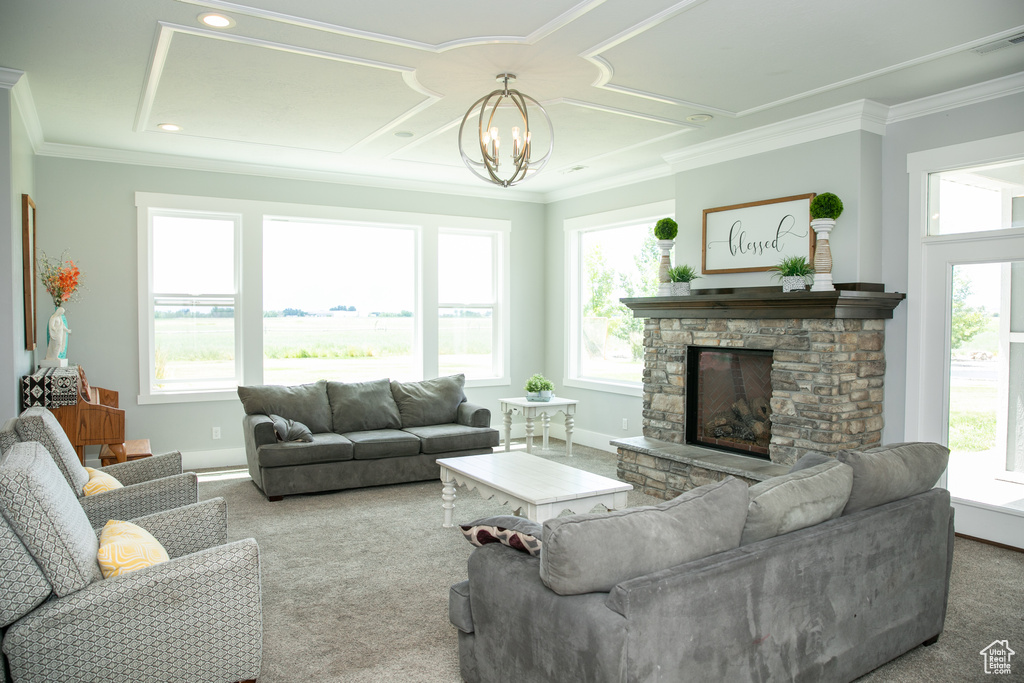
[
  {"xmin": 563, "ymin": 200, "xmax": 674, "ymax": 397},
  {"xmin": 136, "ymin": 192, "xmax": 512, "ymax": 403}
]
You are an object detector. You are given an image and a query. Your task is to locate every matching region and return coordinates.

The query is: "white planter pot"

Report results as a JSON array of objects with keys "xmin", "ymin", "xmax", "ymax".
[
  {"xmin": 782, "ymin": 276, "xmax": 807, "ymax": 293},
  {"xmin": 526, "ymin": 391, "xmax": 553, "ymax": 402},
  {"xmin": 670, "ymin": 281, "xmax": 691, "ymax": 296}
]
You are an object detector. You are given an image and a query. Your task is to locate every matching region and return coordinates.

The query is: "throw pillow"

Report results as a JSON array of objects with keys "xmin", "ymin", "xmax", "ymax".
[
  {"xmin": 82, "ymin": 467, "xmax": 124, "ymax": 496},
  {"xmin": 269, "ymin": 414, "xmax": 313, "ymax": 443},
  {"xmin": 236, "ymin": 381, "xmax": 332, "ymax": 434},
  {"xmin": 326, "ymin": 378, "xmax": 403, "ymax": 434},
  {"xmin": 838, "ymin": 442, "xmax": 950, "ymax": 514},
  {"xmin": 740, "ymin": 460, "xmax": 853, "ymax": 545},
  {"xmin": 539, "ymin": 477, "xmax": 749, "ymax": 596},
  {"xmin": 97, "ymin": 520, "xmax": 170, "ymax": 579},
  {"xmin": 460, "ymin": 516, "xmax": 542, "ymax": 557},
  {"xmin": 390, "ymin": 374, "xmax": 466, "ymax": 428}
]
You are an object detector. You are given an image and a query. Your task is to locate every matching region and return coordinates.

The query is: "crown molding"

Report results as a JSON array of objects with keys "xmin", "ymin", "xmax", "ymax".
[
  {"xmin": 4, "ymin": 70, "xmax": 44, "ymax": 153},
  {"xmin": 661, "ymin": 100, "xmax": 889, "ymax": 173},
  {"xmin": 35, "ymin": 142, "xmax": 547, "ymax": 203},
  {"xmin": 886, "ymin": 70, "xmax": 1024, "ymax": 124},
  {"xmin": 0, "ymin": 67, "xmax": 24, "ymax": 88}
]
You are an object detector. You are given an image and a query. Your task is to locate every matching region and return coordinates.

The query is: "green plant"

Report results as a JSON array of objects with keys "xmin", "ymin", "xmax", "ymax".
[
  {"xmin": 653, "ymin": 217, "xmax": 678, "ymax": 241},
  {"xmin": 809, "ymin": 192, "xmax": 844, "ymax": 220},
  {"xmin": 668, "ymin": 265, "xmax": 701, "ymax": 283},
  {"xmin": 770, "ymin": 255, "xmax": 814, "ymax": 280},
  {"xmin": 525, "ymin": 373, "xmax": 554, "ymax": 393}
]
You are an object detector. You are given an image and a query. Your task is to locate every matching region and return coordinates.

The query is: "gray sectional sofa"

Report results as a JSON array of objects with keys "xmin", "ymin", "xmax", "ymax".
[
  {"xmin": 450, "ymin": 442, "xmax": 954, "ymax": 683},
  {"xmin": 239, "ymin": 374, "xmax": 498, "ymax": 501}
]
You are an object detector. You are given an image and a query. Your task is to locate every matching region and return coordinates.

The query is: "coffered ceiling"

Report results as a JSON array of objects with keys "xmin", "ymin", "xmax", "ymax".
[{"xmin": 1, "ymin": 0, "xmax": 1023, "ymax": 200}]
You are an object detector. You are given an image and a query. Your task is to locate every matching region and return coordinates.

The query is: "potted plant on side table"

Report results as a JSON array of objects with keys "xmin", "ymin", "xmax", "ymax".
[
  {"xmin": 771, "ymin": 256, "xmax": 814, "ymax": 292},
  {"xmin": 525, "ymin": 374, "xmax": 555, "ymax": 402},
  {"xmin": 668, "ymin": 265, "xmax": 700, "ymax": 296},
  {"xmin": 809, "ymin": 192, "xmax": 843, "ymax": 292}
]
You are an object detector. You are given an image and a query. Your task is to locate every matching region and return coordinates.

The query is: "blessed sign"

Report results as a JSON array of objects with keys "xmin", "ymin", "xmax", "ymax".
[{"xmin": 702, "ymin": 194, "xmax": 815, "ymax": 274}]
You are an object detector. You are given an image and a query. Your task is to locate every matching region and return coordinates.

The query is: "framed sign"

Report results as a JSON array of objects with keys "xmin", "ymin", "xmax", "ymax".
[
  {"xmin": 702, "ymin": 193, "xmax": 815, "ymax": 274},
  {"xmin": 21, "ymin": 194, "xmax": 37, "ymax": 351}
]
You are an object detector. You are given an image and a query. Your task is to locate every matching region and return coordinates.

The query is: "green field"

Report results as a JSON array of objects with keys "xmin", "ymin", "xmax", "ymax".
[{"xmin": 948, "ymin": 384, "xmax": 997, "ymax": 452}]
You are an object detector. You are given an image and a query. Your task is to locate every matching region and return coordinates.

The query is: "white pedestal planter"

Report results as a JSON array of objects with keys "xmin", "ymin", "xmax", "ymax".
[
  {"xmin": 657, "ymin": 239, "xmax": 674, "ymax": 296},
  {"xmin": 810, "ymin": 218, "xmax": 835, "ymax": 292}
]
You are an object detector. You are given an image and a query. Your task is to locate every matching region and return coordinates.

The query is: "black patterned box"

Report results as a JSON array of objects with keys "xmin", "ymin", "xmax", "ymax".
[{"xmin": 20, "ymin": 366, "xmax": 81, "ymax": 410}]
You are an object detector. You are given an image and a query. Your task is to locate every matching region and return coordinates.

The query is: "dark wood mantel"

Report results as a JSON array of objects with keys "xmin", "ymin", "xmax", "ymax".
[{"xmin": 621, "ymin": 283, "xmax": 905, "ymax": 320}]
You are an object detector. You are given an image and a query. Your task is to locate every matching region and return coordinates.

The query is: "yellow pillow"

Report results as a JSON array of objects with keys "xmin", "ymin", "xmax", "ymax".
[
  {"xmin": 97, "ymin": 520, "xmax": 170, "ymax": 579},
  {"xmin": 83, "ymin": 467, "xmax": 123, "ymax": 496}
]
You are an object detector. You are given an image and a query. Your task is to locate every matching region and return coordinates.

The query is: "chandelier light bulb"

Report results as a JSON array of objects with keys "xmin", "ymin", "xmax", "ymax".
[{"xmin": 458, "ymin": 73, "xmax": 554, "ymax": 188}]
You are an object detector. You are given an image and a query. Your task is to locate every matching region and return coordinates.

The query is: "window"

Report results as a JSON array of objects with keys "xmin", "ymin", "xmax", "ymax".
[
  {"xmin": 141, "ymin": 210, "xmax": 241, "ymax": 400},
  {"xmin": 262, "ymin": 218, "xmax": 416, "ymax": 385},
  {"xmin": 565, "ymin": 201, "xmax": 672, "ymax": 394},
  {"xmin": 438, "ymin": 230, "xmax": 502, "ymax": 380},
  {"xmin": 927, "ymin": 159, "xmax": 1024, "ymax": 235},
  {"xmin": 137, "ymin": 192, "xmax": 510, "ymax": 401}
]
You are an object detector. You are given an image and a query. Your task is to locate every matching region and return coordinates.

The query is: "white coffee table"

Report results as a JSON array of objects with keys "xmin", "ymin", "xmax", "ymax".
[
  {"xmin": 499, "ymin": 396, "xmax": 578, "ymax": 455},
  {"xmin": 436, "ymin": 452, "xmax": 632, "ymax": 528}
]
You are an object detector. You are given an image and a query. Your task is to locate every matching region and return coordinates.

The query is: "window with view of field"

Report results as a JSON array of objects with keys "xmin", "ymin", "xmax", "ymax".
[
  {"xmin": 263, "ymin": 219, "xmax": 416, "ymax": 385},
  {"xmin": 149, "ymin": 212, "xmax": 240, "ymax": 394},
  {"xmin": 566, "ymin": 209, "xmax": 663, "ymax": 390},
  {"xmin": 438, "ymin": 231, "xmax": 501, "ymax": 379}
]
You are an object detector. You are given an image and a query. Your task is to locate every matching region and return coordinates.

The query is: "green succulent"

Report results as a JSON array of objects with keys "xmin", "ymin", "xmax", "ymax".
[
  {"xmin": 770, "ymin": 255, "xmax": 814, "ymax": 280},
  {"xmin": 809, "ymin": 192, "xmax": 844, "ymax": 220},
  {"xmin": 653, "ymin": 217, "xmax": 678, "ymax": 240},
  {"xmin": 668, "ymin": 265, "xmax": 701, "ymax": 282},
  {"xmin": 524, "ymin": 373, "xmax": 554, "ymax": 393}
]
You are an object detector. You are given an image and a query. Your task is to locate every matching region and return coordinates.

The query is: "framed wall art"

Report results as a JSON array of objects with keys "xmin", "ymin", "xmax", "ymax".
[
  {"xmin": 702, "ymin": 193, "xmax": 815, "ymax": 274},
  {"xmin": 22, "ymin": 194, "xmax": 37, "ymax": 350}
]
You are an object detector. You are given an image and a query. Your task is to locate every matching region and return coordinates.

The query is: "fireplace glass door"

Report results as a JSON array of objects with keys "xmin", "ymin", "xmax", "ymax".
[{"xmin": 686, "ymin": 347, "xmax": 773, "ymax": 458}]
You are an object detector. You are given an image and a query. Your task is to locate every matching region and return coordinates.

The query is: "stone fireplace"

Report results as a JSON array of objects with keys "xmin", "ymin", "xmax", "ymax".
[{"xmin": 611, "ymin": 284, "xmax": 905, "ymax": 500}]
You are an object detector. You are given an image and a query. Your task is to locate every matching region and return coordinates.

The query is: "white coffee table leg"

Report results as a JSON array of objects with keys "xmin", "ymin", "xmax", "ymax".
[
  {"xmin": 565, "ymin": 413, "xmax": 575, "ymax": 456},
  {"xmin": 441, "ymin": 468, "xmax": 457, "ymax": 528},
  {"xmin": 541, "ymin": 412, "xmax": 550, "ymax": 450},
  {"xmin": 503, "ymin": 410, "xmax": 512, "ymax": 451},
  {"xmin": 525, "ymin": 416, "xmax": 535, "ymax": 453}
]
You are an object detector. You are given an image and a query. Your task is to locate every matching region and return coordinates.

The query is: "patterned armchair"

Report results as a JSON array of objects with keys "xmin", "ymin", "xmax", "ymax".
[
  {"xmin": 12, "ymin": 407, "xmax": 197, "ymax": 526},
  {"xmin": 0, "ymin": 441, "xmax": 262, "ymax": 683}
]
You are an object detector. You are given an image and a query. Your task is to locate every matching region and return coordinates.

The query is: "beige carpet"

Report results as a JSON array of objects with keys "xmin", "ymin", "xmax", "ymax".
[{"xmin": 197, "ymin": 442, "xmax": 1024, "ymax": 682}]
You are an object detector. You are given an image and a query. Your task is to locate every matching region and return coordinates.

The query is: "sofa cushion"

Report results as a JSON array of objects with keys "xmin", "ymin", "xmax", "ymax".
[
  {"xmin": 402, "ymin": 424, "xmax": 498, "ymax": 455},
  {"xmin": 14, "ymin": 407, "xmax": 89, "ymax": 497},
  {"xmin": 390, "ymin": 374, "xmax": 466, "ymax": 428},
  {"xmin": 539, "ymin": 477, "xmax": 749, "ymax": 596},
  {"xmin": 449, "ymin": 580, "xmax": 474, "ymax": 634},
  {"xmin": 327, "ymin": 379, "xmax": 402, "ymax": 433},
  {"xmin": 0, "ymin": 514, "xmax": 51, "ymax": 628},
  {"xmin": 741, "ymin": 460, "xmax": 853, "ymax": 545},
  {"xmin": 838, "ymin": 442, "xmax": 950, "ymax": 514},
  {"xmin": 0, "ymin": 418, "xmax": 16, "ymax": 455},
  {"xmin": 0, "ymin": 442, "xmax": 102, "ymax": 597},
  {"xmin": 96, "ymin": 520, "xmax": 170, "ymax": 579},
  {"xmin": 788, "ymin": 451, "xmax": 832, "ymax": 473},
  {"xmin": 460, "ymin": 515, "xmax": 542, "ymax": 557},
  {"xmin": 270, "ymin": 414, "xmax": 313, "ymax": 443},
  {"xmin": 258, "ymin": 432, "xmax": 353, "ymax": 468},
  {"xmin": 237, "ymin": 381, "xmax": 332, "ymax": 434},
  {"xmin": 344, "ymin": 430, "xmax": 422, "ymax": 460}
]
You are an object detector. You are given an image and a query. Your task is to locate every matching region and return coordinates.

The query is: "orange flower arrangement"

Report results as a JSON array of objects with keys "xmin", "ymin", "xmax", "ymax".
[{"xmin": 38, "ymin": 251, "xmax": 83, "ymax": 309}]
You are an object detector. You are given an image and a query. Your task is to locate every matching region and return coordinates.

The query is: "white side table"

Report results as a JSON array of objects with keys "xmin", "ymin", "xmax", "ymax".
[{"xmin": 499, "ymin": 397, "xmax": 578, "ymax": 456}]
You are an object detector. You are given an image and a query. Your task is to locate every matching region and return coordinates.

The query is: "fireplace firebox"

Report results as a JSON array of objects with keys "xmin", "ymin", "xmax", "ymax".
[{"xmin": 685, "ymin": 346, "xmax": 773, "ymax": 459}]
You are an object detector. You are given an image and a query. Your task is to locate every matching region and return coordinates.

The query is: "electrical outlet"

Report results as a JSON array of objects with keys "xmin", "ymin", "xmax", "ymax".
[
  {"xmin": 622, "ymin": 418, "xmax": 628, "ymax": 430},
  {"xmin": 212, "ymin": 427, "xmax": 221, "ymax": 440}
]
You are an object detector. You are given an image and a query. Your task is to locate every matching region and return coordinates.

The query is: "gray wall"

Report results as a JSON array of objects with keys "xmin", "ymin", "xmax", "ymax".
[
  {"xmin": 880, "ymin": 91, "xmax": 1024, "ymax": 441},
  {"xmin": 34, "ymin": 156, "xmax": 545, "ymax": 463}
]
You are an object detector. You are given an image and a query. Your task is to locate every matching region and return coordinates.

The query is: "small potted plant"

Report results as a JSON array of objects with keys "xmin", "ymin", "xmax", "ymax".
[
  {"xmin": 668, "ymin": 264, "xmax": 700, "ymax": 296},
  {"xmin": 653, "ymin": 217, "xmax": 678, "ymax": 296},
  {"xmin": 808, "ymin": 192, "xmax": 843, "ymax": 292},
  {"xmin": 771, "ymin": 255, "xmax": 814, "ymax": 292},
  {"xmin": 525, "ymin": 373, "xmax": 555, "ymax": 402}
]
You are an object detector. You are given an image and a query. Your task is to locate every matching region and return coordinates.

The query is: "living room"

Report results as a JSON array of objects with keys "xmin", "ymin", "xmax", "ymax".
[{"xmin": 1, "ymin": 1, "xmax": 1023, "ymax": 681}]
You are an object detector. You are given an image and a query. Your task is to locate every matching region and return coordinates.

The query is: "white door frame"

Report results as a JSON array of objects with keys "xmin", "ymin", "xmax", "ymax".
[{"xmin": 905, "ymin": 131, "xmax": 1024, "ymax": 548}]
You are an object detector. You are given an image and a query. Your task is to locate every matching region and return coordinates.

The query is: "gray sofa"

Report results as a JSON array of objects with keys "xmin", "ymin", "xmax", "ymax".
[
  {"xmin": 450, "ymin": 442, "xmax": 954, "ymax": 683},
  {"xmin": 239, "ymin": 374, "xmax": 498, "ymax": 501}
]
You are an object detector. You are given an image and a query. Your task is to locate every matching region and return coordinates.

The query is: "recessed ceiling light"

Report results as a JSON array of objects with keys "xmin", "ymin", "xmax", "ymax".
[
  {"xmin": 199, "ymin": 12, "xmax": 235, "ymax": 29},
  {"xmin": 158, "ymin": 123, "xmax": 182, "ymax": 132},
  {"xmin": 394, "ymin": 131, "xmax": 414, "ymax": 138},
  {"xmin": 686, "ymin": 114, "xmax": 713, "ymax": 123}
]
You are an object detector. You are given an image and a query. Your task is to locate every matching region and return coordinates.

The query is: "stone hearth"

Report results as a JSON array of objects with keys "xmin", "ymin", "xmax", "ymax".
[{"xmin": 612, "ymin": 284, "xmax": 904, "ymax": 500}]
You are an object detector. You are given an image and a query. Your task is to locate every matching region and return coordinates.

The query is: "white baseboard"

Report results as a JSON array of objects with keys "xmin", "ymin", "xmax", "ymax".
[
  {"xmin": 497, "ymin": 423, "xmax": 621, "ymax": 454},
  {"xmin": 180, "ymin": 447, "xmax": 247, "ymax": 470}
]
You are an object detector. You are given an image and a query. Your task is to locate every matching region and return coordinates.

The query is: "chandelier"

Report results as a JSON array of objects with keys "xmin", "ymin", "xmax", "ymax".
[{"xmin": 458, "ymin": 74, "xmax": 554, "ymax": 188}]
